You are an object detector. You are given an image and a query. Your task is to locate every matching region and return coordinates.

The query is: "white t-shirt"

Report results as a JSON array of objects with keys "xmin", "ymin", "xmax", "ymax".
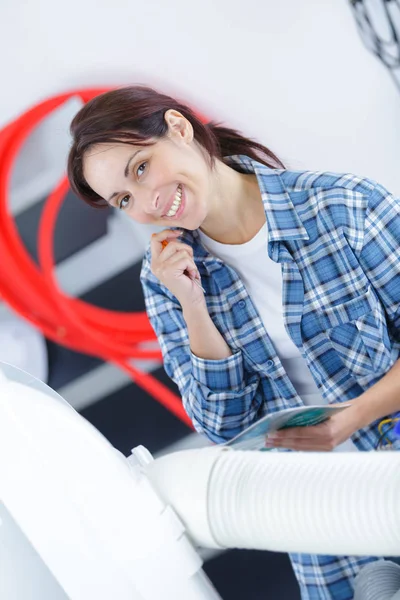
[{"xmin": 199, "ymin": 223, "xmax": 358, "ymax": 452}]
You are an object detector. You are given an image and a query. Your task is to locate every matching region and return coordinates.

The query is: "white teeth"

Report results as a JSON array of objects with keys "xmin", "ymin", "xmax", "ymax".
[{"xmin": 166, "ymin": 186, "xmax": 182, "ymax": 217}]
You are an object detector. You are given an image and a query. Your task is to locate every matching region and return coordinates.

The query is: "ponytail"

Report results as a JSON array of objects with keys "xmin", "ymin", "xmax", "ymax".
[{"xmin": 209, "ymin": 122, "xmax": 285, "ymax": 169}]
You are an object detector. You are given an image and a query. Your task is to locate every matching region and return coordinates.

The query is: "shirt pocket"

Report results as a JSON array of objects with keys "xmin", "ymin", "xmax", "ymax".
[{"xmin": 315, "ymin": 286, "xmax": 393, "ymax": 377}]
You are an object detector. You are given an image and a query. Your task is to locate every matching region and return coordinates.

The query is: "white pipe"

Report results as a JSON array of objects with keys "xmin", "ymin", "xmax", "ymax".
[
  {"xmin": 353, "ymin": 560, "xmax": 400, "ymax": 600},
  {"xmin": 145, "ymin": 447, "xmax": 400, "ymax": 556}
]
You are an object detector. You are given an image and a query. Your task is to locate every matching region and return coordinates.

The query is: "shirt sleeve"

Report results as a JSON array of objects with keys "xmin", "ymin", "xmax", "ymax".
[
  {"xmin": 140, "ymin": 249, "xmax": 263, "ymax": 443},
  {"xmin": 358, "ymin": 181, "xmax": 400, "ymax": 335}
]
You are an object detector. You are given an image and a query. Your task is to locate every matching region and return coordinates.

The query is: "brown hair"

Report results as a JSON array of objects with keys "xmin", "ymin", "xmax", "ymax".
[{"xmin": 67, "ymin": 86, "xmax": 285, "ymax": 208}]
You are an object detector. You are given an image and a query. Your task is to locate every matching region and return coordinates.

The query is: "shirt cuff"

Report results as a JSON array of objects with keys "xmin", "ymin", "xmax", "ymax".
[{"xmin": 191, "ymin": 350, "xmax": 244, "ymax": 392}]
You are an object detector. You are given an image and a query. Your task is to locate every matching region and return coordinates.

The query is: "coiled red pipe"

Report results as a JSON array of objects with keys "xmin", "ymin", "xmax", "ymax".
[{"xmin": 0, "ymin": 89, "xmax": 193, "ymax": 427}]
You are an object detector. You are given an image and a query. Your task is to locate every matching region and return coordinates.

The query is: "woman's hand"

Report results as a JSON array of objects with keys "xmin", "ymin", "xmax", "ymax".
[
  {"xmin": 150, "ymin": 229, "xmax": 205, "ymax": 309},
  {"xmin": 265, "ymin": 402, "xmax": 365, "ymax": 451}
]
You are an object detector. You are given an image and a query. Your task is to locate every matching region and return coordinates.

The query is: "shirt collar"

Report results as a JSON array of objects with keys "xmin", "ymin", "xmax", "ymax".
[
  {"xmin": 180, "ymin": 154, "xmax": 309, "ymax": 268},
  {"xmin": 224, "ymin": 155, "xmax": 309, "ymax": 242}
]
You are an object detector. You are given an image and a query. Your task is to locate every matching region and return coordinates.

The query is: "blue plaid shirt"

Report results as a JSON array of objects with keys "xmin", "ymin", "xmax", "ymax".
[{"xmin": 141, "ymin": 155, "xmax": 400, "ymax": 599}]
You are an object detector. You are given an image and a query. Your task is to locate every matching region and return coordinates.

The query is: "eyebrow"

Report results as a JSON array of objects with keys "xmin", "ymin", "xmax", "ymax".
[{"xmin": 106, "ymin": 149, "xmax": 143, "ymax": 203}]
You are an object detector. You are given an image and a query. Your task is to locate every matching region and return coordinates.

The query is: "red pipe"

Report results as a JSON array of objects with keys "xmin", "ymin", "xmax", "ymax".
[{"xmin": 0, "ymin": 89, "xmax": 193, "ymax": 428}]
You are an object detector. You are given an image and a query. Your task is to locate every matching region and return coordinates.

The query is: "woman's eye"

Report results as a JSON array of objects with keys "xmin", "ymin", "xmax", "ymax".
[
  {"xmin": 118, "ymin": 195, "xmax": 130, "ymax": 210},
  {"xmin": 136, "ymin": 162, "xmax": 147, "ymax": 177}
]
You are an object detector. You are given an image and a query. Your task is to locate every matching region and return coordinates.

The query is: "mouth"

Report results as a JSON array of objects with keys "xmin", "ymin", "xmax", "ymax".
[{"xmin": 163, "ymin": 184, "xmax": 184, "ymax": 219}]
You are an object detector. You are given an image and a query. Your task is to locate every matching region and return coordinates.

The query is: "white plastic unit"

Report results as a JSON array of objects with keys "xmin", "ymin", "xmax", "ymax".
[{"xmin": 0, "ymin": 363, "xmax": 220, "ymax": 600}]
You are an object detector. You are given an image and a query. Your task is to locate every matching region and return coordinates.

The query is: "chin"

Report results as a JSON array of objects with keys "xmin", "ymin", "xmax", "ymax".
[
  {"xmin": 188, "ymin": 209, "xmax": 208, "ymax": 231},
  {"xmin": 174, "ymin": 211, "xmax": 204, "ymax": 232},
  {"xmin": 182, "ymin": 217, "xmax": 204, "ymax": 232}
]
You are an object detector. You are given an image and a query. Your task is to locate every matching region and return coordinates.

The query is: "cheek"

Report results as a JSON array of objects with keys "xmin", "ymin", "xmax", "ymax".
[
  {"xmin": 125, "ymin": 206, "xmax": 153, "ymax": 224},
  {"xmin": 149, "ymin": 162, "xmax": 174, "ymax": 188}
]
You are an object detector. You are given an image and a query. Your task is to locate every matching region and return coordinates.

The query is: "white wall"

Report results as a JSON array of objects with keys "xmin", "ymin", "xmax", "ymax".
[{"xmin": 1, "ymin": 0, "xmax": 400, "ymax": 196}]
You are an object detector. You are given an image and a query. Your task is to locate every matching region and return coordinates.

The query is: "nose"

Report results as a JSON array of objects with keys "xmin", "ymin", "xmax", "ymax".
[{"xmin": 143, "ymin": 191, "xmax": 160, "ymax": 215}]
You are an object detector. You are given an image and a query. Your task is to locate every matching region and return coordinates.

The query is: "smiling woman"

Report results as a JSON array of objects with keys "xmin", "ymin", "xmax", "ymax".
[{"xmin": 67, "ymin": 85, "xmax": 400, "ymax": 600}]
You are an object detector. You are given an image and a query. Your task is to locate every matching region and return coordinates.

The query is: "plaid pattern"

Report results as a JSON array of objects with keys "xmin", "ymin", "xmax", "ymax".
[{"xmin": 141, "ymin": 155, "xmax": 400, "ymax": 599}]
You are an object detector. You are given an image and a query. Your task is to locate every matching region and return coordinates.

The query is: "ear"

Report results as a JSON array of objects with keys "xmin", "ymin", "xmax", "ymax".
[{"xmin": 164, "ymin": 109, "xmax": 194, "ymax": 144}]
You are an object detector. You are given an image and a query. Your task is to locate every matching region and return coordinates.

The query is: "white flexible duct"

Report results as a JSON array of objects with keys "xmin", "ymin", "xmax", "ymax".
[
  {"xmin": 145, "ymin": 447, "xmax": 400, "ymax": 556},
  {"xmin": 353, "ymin": 561, "xmax": 400, "ymax": 600}
]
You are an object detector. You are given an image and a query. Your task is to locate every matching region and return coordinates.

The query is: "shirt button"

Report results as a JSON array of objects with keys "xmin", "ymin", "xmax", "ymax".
[
  {"xmin": 238, "ymin": 300, "xmax": 246, "ymax": 308},
  {"xmin": 266, "ymin": 360, "xmax": 274, "ymax": 369}
]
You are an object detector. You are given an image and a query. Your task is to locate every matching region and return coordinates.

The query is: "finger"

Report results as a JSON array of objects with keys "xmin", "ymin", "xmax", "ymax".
[
  {"xmin": 150, "ymin": 229, "xmax": 183, "ymax": 258},
  {"xmin": 154, "ymin": 253, "xmax": 194, "ymax": 282},
  {"xmin": 268, "ymin": 438, "xmax": 333, "ymax": 451},
  {"xmin": 168, "ymin": 253, "xmax": 199, "ymax": 280},
  {"xmin": 193, "ymin": 271, "xmax": 203, "ymax": 283},
  {"xmin": 188, "ymin": 268, "xmax": 200, "ymax": 281},
  {"xmin": 169, "ymin": 251, "xmax": 197, "ymax": 271},
  {"xmin": 153, "ymin": 229, "xmax": 183, "ymax": 243},
  {"xmin": 159, "ymin": 242, "xmax": 194, "ymax": 262},
  {"xmin": 270, "ymin": 422, "xmax": 331, "ymax": 442},
  {"xmin": 266, "ymin": 425, "xmax": 335, "ymax": 451},
  {"xmin": 265, "ymin": 431, "xmax": 328, "ymax": 450},
  {"xmin": 266, "ymin": 434, "xmax": 317, "ymax": 446}
]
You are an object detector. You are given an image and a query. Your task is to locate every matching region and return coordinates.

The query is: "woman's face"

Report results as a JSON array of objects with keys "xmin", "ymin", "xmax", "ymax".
[{"xmin": 83, "ymin": 110, "xmax": 213, "ymax": 230}]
